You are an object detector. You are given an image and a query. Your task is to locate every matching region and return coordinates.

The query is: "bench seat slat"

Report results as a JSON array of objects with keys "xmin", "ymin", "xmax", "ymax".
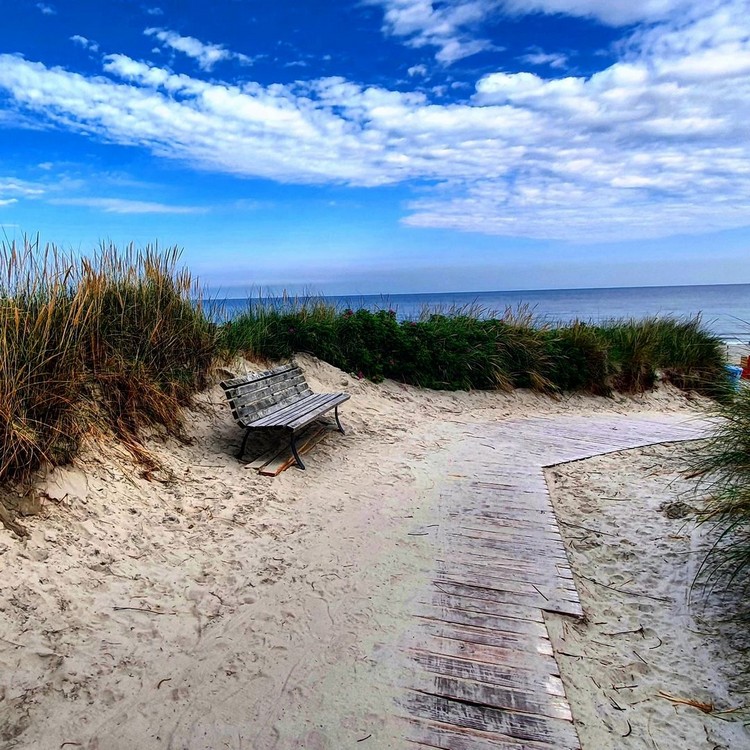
[
  {"xmin": 285, "ymin": 393, "xmax": 350, "ymax": 431},
  {"xmin": 249, "ymin": 392, "xmax": 335, "ymax": 428},
  {"xmin": 254, "ymin": 393, "xmax": 348, "ymax": 429}
]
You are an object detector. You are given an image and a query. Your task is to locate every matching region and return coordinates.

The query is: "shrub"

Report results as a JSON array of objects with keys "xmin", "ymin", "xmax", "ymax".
[
  {"xmin": 545, "ymin": 322, "xmax": 611, "ymax": 396},
  {"xmin": 220, "ymin": 299, "xmax": 728, "ymax": 398},
  {"xmin": 396, "ymin": 314, "xmax": 505, "ymax": 390},
  {"xmin": 337, "ymin": 309, "xmax": 401, "ymax": 382}
]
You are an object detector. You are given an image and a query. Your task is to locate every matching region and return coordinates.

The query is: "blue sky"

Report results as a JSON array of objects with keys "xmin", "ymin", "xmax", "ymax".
[{"xmin": 0, "ymin": 0, "xmax": 749, "ymax": 295}]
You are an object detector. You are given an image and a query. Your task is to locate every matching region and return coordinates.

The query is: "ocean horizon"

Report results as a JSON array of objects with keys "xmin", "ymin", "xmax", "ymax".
[{"xmin": 208, "ymin": 282, "xmax": 750, "ymax": 342}]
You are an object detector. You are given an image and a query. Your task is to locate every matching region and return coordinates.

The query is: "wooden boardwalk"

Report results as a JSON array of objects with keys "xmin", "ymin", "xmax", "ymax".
[{"xmin": 399, "ymin": 414, "xmax": 711, "ymax": 749}]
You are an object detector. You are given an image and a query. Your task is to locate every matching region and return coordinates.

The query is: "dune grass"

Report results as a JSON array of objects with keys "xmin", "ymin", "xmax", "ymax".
[
  {"xmin": 219, "ymin": 298, "xmax": 729, "ymax": 397},
  {"xmin": 691, "ymin": 388, "xmax": 750, "ymax": 589},
  {"xmin": 0, "ymin": 238, "xmax": 214, "ymax": 486}
]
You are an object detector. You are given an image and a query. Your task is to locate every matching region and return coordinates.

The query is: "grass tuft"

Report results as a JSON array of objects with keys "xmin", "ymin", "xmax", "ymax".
[
  {"xmin": 691, "ymin": 388, "xmax": 750, "ymax": 589},
  {"xmin": 0, "ymin": 237, "xmax": 215, "ymax": 486}
]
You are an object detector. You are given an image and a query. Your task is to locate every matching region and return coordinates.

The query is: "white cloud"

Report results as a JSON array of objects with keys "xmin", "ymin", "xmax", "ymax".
[
  {"xmin": 144, "ymin": 28, "xmax": 251, "ymax": 71},
  {"xmin": 0, "ymin": 177, "xmax": 44, "ymax": 209},
  {"xmin": 0, "ymin": 178, "xmax": 45, "ymax": 203},
  {"xmin": 0, "ymin": 1, "xmax": 749, "ymax": 241},
  {"xmin": 368, "ymin": 1, "xmax": 705, "ymax": 63},
  {"xmin": 36, "ymin": 3, "xmax": 56, "ymax": 15},
  {"xmin": 70, "ymin": 35, "xmax": 100, "ymax": 53},
  {"xmin": 408, "ymin": 63, "xmax": 428, "ymax": 76},
  {"xmin": 501, "ymin": 0, "xmax": 695, "ymax": 26},
  {"xmin": 520, "ymin": 49, "xmax": 568, "ymax": 68},
  {"xmin": 366, "ymin": 0, "xmax": 500, "ymax": 64},
  {"xmin": 47, "ymin": 198, "xmax": 205, "ymax": 214},
  {"xmin": 145, "ymin": 6, "xmax": 163, "ymax": 15}
]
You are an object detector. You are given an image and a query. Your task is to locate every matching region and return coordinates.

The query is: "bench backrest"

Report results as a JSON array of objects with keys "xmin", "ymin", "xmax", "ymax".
[{"xmin": 221, "ymin": 364, "xmax": 313, "ymax": 427}]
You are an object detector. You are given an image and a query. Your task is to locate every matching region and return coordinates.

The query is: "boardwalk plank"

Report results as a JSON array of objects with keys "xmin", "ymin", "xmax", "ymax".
[
  {"xmin": 403, "ymin": 674, "xmax": 574, "ymax": 722},
  {"xmin": 402, "ymin": 692, "xmax": 581, "ymax": 747},
  {"xmin": 404, "ymin": 718, "xmax": 560, "ymax": 749},
  {"xmin": 405, "ymin": 650, "xmax": 567, "ymax": 697},
  {"xmin": 414, "ymin": 603, "xmax": 551, "ymax": 641}
]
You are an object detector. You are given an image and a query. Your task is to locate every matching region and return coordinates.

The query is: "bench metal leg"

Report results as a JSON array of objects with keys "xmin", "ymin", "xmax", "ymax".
[
  {"xmin": 334, "ymin": 405, "xmax": 345, "ymax": 434},
  {"xmin": 237, "ymin": 428, "xmax": 251, "ymax": 460},
  {"xmin": 290, "ymin": 432, "xmax": 305, "ymax": 470}
]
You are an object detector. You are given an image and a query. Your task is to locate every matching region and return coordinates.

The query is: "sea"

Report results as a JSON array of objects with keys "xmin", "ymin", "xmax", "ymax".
[{"xmin": 211, "ymin": 283, "xmax": 750, "ymax": 343}]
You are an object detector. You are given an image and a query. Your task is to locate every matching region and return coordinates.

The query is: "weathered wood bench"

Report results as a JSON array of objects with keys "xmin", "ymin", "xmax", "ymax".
[{"xmin": 220, "ymin": 363, "xmax": 350, "ymax": 470}]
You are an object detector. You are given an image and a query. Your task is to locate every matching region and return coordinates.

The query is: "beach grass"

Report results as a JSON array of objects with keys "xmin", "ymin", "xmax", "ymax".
[
  {"xmin": 219, "ymin": 298, "xmax": 728, "ymax": 397},
  {"xmin": 0, "ymin": 238, "xmax": 214, "ymax": 484},
  {"xmin": 599, "ymin": 316, "xmax": 729, "ymax": 397},
  {"xmin": 691, "ymin": 387, "xmax": 750, "ymax": 588}
]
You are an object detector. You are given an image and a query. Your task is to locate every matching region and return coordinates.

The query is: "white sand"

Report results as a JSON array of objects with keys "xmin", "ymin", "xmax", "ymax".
[{"xmin": 0, "ymin": 354, "xmax": 746, "ymax": 748}]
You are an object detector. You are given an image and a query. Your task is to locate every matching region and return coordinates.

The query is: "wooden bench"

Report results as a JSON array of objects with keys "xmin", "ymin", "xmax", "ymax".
[{"xmin": 220, "ymin": 363, "xmax": 350, "ymax": 470}]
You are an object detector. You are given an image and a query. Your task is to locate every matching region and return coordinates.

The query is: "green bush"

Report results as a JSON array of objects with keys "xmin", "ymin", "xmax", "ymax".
[
  {"xmin": 394, "ymin": 315, "xmax": 503, "ymax": 390},
  {"xmin": 221, "ymin": 301, "xmax": 727, "ymax": 398},
  {"xmin": 545, "ymin": 322, "xmax": 611, "ymax": 396}
]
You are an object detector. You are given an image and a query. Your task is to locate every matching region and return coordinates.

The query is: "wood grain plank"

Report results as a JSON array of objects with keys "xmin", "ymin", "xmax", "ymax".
[
  {"xmin": 401, "ymin": 692, "xmax": 580, "ymax": 747},
  {"xmin": 433, "ymin": 572, "xmax": 580, "ymax": 602},
  {"xmin": 403, "ymin": 717, "xmax": 566, "ymax": 749},
  {"xmin": 413, "ymin": 603, "xmax": 551, "ymax": 641},
  {"xmin": 403, "ymin": 674, "xmax": 573, "ymax": 722},
  {"xmin": 424, "ymin": 591, "xmax": 545, "ymax": 625},
  {"xmin": 434, "ymin": 553, "xmax": 575, "ymax": 581},
  {"xmin": 257, "ymin": 427, "xmax": 326, "ymax": 475},
  {"xmin": 404, "ymin": 650, "xmax": 567, "ymax": 697},
  {"xmin": 410, "ymin": 621, "xmax": 559, "ymax": 677}
]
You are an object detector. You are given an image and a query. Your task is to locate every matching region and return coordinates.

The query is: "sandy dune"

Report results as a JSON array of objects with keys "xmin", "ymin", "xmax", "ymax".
[{"xmin": 0, "ymin": 355, "xmax": 747, "ymax": 749}]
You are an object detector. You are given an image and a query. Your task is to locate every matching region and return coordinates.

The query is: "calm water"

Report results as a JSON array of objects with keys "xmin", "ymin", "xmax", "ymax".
[{"xmin": 212, "ymin": 284, "xmax": 750, "ymax": 342}]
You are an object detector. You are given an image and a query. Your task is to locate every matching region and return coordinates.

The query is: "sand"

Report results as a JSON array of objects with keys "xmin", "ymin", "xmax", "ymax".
[{"xmin": 0, "ymin": 354, "xmax": 747, "ymax": 748}]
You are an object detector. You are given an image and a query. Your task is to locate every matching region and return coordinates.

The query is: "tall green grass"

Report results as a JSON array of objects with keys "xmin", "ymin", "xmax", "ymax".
[
  {"xmin": 0, "ymin": 238, "xmax": 215, "ymax": 484},
  {"xmin": 0, "ymin": 243, "xmax": 89, "ymax": 480},
  {"xmin": 691, "ymin": 388, "xmax": 750, "ymax": 588},
  {"xmin": 219, "ymin": 299, "xmax": 729, "ymax": 397},
  {"xmin": 598, "ymin": 316, "xmax": 728, "ymax": 396},
  {"xmin": 79, "ymin": 244, "xmax": 215, "ymax": 447}
]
